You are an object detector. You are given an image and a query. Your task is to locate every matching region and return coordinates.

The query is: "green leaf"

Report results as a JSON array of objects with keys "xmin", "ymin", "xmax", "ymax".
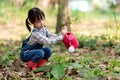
[
  {"xmin": 51, "ymin": 63, "xmax": 65, "ymax": 80},
  {"xmin": 70, "ymin": 63, "xmax": 83, "ymax": 69},
  {"xmin": 34, "ymin": 65, "xmax": 52, "ymax": 73}
]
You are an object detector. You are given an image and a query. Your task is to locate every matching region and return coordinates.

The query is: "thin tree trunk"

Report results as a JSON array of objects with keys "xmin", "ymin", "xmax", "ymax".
[{"xmin": 56, "ymin": 0, "xmax": 71, "ymax": 33}]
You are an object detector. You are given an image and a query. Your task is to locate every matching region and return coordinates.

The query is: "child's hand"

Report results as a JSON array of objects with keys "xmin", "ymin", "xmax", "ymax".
[{"xmin": 61, "ymin": 26, "xmax": 68, "ymax": 36}]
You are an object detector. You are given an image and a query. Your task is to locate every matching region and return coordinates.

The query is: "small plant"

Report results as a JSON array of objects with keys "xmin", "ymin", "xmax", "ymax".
[
  {"xmin": 78, "ymin": 35, "xmax": 99, "ymax": 50},
  {"xmin": 51, "ymin": 63, "xmax": 65, "ymax": 80},
  {"xmin": 77, "ymin": 35, "xmax": 87, "ymax": 48},
  {"xmin": 85, "ymin": 37, "xmax": 99, "ymax": 50}
]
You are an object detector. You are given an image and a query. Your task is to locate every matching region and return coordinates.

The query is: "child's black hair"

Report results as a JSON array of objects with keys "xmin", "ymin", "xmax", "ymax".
[{"xmin": 26, "ymin": 7, "xmax": 45, "ymax": 32}]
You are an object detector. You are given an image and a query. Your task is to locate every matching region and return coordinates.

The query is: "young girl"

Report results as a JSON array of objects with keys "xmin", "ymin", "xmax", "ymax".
[{"xmin": 20, "ymin": 7, "xmax": 67, "ymax": 70}]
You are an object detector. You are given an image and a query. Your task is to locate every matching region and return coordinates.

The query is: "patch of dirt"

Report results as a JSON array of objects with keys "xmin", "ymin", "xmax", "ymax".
[{"xmin": 0, "ymin": 20, "xmax": 28, "ymax": 40}]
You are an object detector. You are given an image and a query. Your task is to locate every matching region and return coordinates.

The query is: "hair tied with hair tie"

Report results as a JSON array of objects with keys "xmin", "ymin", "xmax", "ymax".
[{"xmin": 26, "ymin": 17, "xmax": 31, "ymax": 32}]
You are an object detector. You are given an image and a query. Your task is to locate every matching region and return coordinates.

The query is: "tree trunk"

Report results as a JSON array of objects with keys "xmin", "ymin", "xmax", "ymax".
[
  {"xmin": 56, "ymin": 0, "xmax": 71, "ymax": 33},
  {"xmin": 11, "ymin": 0, "xmax": 25, "ymax": 7}
]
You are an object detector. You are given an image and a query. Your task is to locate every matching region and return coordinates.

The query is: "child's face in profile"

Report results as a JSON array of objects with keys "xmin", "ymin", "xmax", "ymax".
[{"xmin": 33, "ymin": 17, "xmax": 45, "ymax": 29}]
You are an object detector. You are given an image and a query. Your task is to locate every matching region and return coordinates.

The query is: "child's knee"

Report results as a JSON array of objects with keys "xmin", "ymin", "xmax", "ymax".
[
  {"xmin": 37, "ymin": 50, "xmax": 45, "ymax": 58},
  {"xmin": 44, "ymin": 47, "xmax": 52, "ymax": 54}
]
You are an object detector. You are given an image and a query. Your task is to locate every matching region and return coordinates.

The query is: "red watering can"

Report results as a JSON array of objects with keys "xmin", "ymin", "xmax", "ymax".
[{"xmin": 62, "ymin": 32, "xmax": 79, "ymax": 53}]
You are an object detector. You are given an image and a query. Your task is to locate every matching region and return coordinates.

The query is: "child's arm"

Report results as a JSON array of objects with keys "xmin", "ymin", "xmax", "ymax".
[
  {"xmin": 27, "ymin": 27, "xmax": 67, "ymax": 45},
  {"xmin": 46, "ymin": 26, "xmax": 67, "ymax": 38},
  {"xmin": 45, "ymin": 28, "xmax": 60, "ymax": 38},
  {"xmin": 31, "ymin": 32, "xmax": 63, "ymax": 45}
]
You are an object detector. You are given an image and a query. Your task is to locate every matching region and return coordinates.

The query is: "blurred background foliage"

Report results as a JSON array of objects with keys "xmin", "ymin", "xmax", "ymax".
[{"xmin": 0, "ymin": 0, "xmax": 120, "ymax": 40}]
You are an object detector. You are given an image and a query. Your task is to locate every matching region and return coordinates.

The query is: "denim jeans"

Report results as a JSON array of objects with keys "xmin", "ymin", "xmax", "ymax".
[{"xmin": 20, "ymin": 47, "xmax": 52, "ymax": 62}]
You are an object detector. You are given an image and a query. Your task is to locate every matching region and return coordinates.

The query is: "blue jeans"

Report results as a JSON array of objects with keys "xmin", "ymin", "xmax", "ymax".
[{"xmin": 20, "ymin": 47, "xmax": 52, "ymax": 62}]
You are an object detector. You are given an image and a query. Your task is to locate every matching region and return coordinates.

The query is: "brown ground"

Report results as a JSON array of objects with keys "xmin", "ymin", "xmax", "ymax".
[{"xmin": 0, "ymin": 19, "xmax": 27, "ymax": 41}]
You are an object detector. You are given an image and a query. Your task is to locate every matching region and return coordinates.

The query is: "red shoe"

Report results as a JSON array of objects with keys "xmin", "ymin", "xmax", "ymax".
[
  {"xmin": 37, "ymin": 59, "xmax": 47, "ymax": 68},
  {"xmin": 27, "ymin": 61, "xmax": 38, "ymax": 70}
]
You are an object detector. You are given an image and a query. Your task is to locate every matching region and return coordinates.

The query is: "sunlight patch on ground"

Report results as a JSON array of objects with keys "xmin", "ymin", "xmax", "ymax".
[
  {"xmin": 0, "ymin": 19, "xmax": 28, "ymax": 40},
  {"xmin": 71, "ymin": 18, "xmax": 118, "ymax": 36}
]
